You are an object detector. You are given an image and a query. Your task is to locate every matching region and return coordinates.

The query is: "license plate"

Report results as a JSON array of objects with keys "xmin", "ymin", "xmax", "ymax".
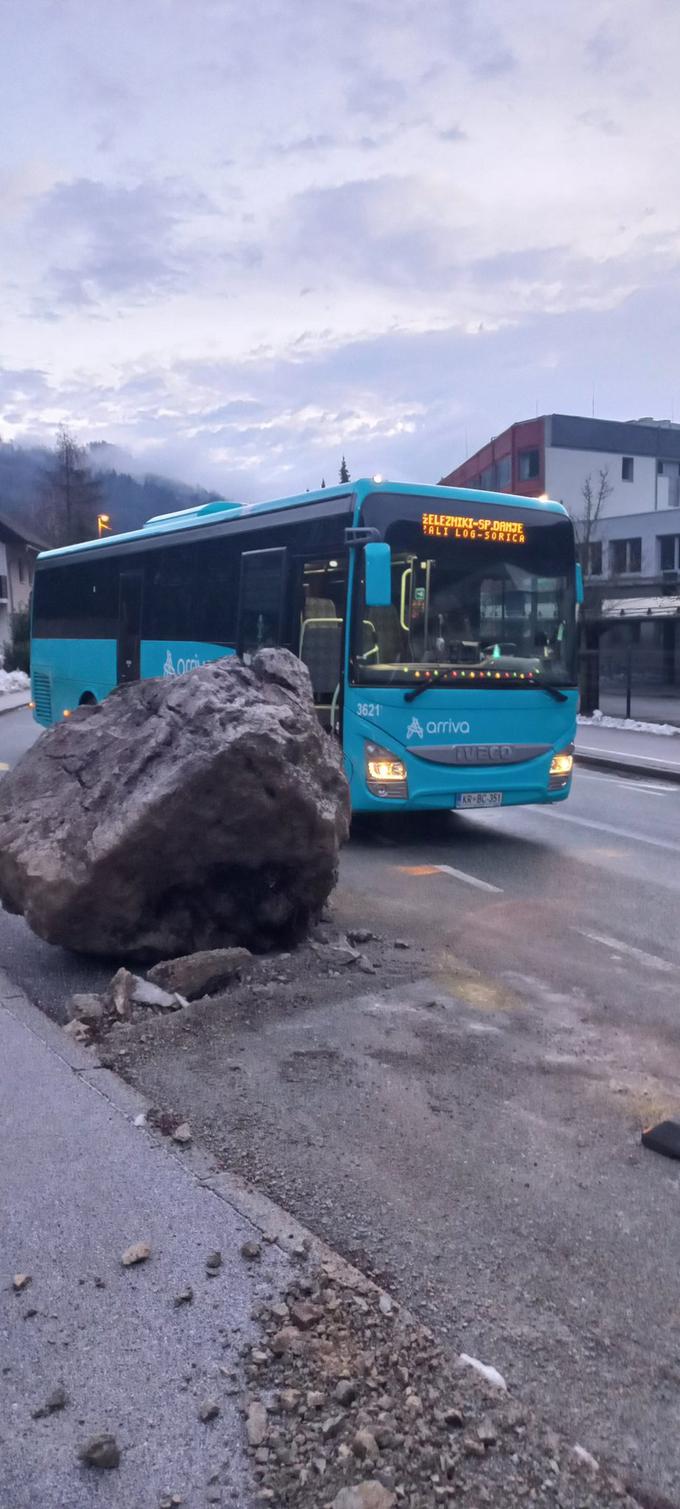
[{"xmin": 455, "ymin": 792, "xmax": 503, "ymax": 809}]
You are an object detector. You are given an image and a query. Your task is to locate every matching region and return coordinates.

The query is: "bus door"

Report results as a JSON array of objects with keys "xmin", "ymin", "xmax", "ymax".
[
  {"xmin": 117, "ymin": 569, "xmax": 143, "ymax": 684},
  {"xmin": 298, "ymin": 556, "xmax": 347, "ymax": 731}
]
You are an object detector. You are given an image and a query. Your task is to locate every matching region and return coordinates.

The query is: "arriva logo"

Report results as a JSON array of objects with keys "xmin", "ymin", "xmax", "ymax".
[
  {"xmin": 163, "ymin": 649, "xmax": 207, "ymax": 677},
  {"xmin": 426, "ymin": 719, "xmax": 471, "ymax": 736},
  {"xmin": 406, "ymin": 715, "xmax": 472, "ymax": 739}
]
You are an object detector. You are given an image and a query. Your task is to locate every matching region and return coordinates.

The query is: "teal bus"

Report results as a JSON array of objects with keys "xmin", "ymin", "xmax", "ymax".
[{"xmin": 31, "ymin": 478, "xmax": 581, "ymax": 812}]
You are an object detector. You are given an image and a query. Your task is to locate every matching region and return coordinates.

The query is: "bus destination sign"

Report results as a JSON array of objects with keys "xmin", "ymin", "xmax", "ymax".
[{"xmin": 422, "ymin": 512, "xmax": 526, "ymax": 544}]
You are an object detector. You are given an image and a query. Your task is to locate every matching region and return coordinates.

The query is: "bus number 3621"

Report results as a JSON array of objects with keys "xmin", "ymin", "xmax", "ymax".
[{"xmin": 357, "ymin": 702, "xmax": 382, "ymax": 719}]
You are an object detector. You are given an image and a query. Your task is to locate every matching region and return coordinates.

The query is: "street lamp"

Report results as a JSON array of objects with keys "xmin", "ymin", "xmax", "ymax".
[{"xmin": 97, "ymin": 513, "xmax": 111, "ymax": 537}]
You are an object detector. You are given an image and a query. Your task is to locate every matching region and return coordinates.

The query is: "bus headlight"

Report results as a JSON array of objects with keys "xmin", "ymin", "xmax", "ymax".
[
  {"xmin": 365, "ymin": 741, "xmax": 408, "ymax": 799},
  {"xmin": 549, "ymin": 746, "xmax": 573, "ymax": 789}
]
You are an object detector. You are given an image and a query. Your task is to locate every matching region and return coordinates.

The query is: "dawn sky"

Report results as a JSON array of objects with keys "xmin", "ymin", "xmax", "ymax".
[{"xmin": 2, "ymin": 0, "xmax": 680, "ymax": 498}]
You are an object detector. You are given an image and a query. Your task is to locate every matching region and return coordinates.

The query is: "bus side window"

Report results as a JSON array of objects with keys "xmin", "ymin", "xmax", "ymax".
[{"xmin": 237, "ymin": 548, "xmax": 288, "ymax": 656}]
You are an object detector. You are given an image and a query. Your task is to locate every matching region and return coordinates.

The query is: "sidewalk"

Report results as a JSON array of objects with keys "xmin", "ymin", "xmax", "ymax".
[
  {"xmin": 575, "ymin": 723, "xmax": 680, "ymax": 782},
  {"xmin": 0, "ymin": 972, "xmax": 289, "ymax": 1509},
  {"xmin": 0, "ymin": 690, "xmax": 30, "ymax": 716}
]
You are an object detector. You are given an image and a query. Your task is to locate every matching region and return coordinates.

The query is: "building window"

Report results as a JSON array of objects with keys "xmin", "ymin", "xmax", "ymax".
[
  {"xmin": 479, "ymin": 464, "xmax": 495, "ymax": 489},
  {"xmin": 621, "ymin": 456, "xmax": 634, "ymax": 481},
  {"xmin": 610, "ymin": 537, "xmax": 642, "ymax": 574},
  {"xmin": 0, "ymin": 575, "xmax": 8, "ymax": 601},
  {"xmin": 496, "ymin": 455, "xmax": 511, "ymax": 489},
  {"xmin": 587, "ymin": 541, "xmax": 602, "ymax": 576},
  {"xmin": 518, "ymin": 448, "xmax": 539, "ymax": 481},
  {"xmin": 18, "ymin": 559, "xmax": 25, "ymax": 585},
  {"xmin": 657, "ymin": 460, "xmax": 664, "ymax": 475},
  {"xmin": 659, "ymin": 535, "xmax": 679, "ymax": 571}
]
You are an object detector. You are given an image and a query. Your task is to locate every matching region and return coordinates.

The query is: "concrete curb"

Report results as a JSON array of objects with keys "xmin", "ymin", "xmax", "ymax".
[
  {"xmin": 575, "ymin": 747, "xmax": 680, "ymax": 784},
  {"xmin": 0, "ymin": 969, "xmax": 392, "ymax": 1306}
]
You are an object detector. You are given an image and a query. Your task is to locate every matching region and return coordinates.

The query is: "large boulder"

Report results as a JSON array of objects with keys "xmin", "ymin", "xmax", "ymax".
[{"xmin": 0, "ymin": 650, "xmax": 350, "ymax": 960}]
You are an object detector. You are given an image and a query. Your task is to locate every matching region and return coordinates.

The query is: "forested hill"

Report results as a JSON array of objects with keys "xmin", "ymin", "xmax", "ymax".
[{"xmin": 0, "ymin": 439, "xmax": 216, "ymax": 542}]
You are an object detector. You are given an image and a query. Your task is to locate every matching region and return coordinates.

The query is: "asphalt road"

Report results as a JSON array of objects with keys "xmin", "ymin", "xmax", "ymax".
[{"xmin": 3, "ymin": 705, "xmax": 680, "ymax": 1499}]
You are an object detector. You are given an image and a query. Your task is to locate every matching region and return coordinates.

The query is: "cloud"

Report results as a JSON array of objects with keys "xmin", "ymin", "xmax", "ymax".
[
  {"xmin": 270, "ymin": 133, "xmax": 337, "ymax": 157},
  {"xmin": 2, "ymin": 0, "xmax": 680, "ymax": 502},
  {"xmin": 28, "ymin": 176, "xmax": 217, "ymax": 312}
]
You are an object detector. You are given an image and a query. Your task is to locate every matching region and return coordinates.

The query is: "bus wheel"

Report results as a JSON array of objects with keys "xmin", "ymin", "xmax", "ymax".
[{"xmin": 79, "ymin": 692, "xmax": 97, "ymax": 706}]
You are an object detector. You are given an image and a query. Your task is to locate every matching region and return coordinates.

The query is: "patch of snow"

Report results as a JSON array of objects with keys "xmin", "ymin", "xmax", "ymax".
[
  {"xmin": 0, "ymin": 668, "xmax": 30, "ymax": 698},
  {"xmin": 578, "ymin": 710, "xmax": 680, "ymax": 736},
  {"xmin": 458, "ymin": 1353, "xmax": 507, "ymax": 1391}
]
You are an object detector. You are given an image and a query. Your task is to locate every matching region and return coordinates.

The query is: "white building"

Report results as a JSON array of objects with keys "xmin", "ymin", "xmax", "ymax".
[
  {"xmin": 0, "ymin": 510, "xmax": 42, "ymax": 654},
  {"xmin": 442, "ymin": 413, "xmax": 680, "ymax": 709}
]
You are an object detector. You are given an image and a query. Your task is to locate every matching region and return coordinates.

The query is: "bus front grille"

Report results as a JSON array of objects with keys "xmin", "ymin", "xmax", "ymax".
[{"xmin": 32, "ymin": 670, "xmax": 52, "ymax": 722}]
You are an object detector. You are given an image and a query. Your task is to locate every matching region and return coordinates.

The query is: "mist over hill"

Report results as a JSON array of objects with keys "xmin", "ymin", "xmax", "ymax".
[{"xmin": 0, "ymin": 438, "xmax": 217, "ymax": 543}]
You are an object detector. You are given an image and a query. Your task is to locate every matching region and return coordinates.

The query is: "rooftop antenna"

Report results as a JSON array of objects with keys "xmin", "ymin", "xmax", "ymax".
[{"xmin": 591, "ymin": 386, "xmax": 595, "ymax": 418}]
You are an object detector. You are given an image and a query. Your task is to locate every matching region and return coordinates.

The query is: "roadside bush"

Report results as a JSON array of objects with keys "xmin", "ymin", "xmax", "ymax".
[{"xmin": 3, "ymin": 606, "xmax": 30, "ymax": 675}]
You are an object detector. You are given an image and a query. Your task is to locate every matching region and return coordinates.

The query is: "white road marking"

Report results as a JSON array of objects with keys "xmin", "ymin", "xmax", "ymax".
[
  {"xmin": 434, "ymin": 864, "xmax": 503, "ymax": 894},
  {"xmin": 579, "ymin": 745, "xmax": 680, "ymax": 770},
  {"xmin": 577, "ymin": 929, "xmax": 678, "ymax": 974},
  {"xmin": 576, "ymin": 772, "xmax": 676, "ymax": 795},
  {"xmin": 534, "ymin": 808, "xmax": 680, "ymax": 854}
]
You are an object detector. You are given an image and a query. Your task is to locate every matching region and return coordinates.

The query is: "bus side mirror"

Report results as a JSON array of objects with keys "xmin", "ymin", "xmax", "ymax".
[
  {"xmin": 575, "ymin": 563, "xmax": 584, "ymax": 606},
  {"xmin": 364, "ymin": 542, "xmax": 392, "ymax": 606}
]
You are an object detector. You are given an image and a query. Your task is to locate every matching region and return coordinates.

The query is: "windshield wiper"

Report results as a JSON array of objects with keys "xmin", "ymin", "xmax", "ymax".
[
  {"xmin": 404, "ymin": 681, "xmax": 438, "ymax": 703},
  {"xmin": 405, "ymin": 675, "xmax": 570, "ymax": 704},
  {"xmin": 532, "ymin": 677, "xmax": 569, "ymax": 703}
]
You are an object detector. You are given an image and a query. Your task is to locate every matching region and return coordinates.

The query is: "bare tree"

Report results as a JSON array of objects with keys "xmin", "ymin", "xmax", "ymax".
[
  {"xmin": 573, "ymin": 466, "xmax": 613, "ymax": 574},
  {"xmin": 339, "ymin": 456, "xmax": 350, "ymax": 484},
  {"xmin": 41, "ymin": 428, "xmax": 103, "ymax": 546}
]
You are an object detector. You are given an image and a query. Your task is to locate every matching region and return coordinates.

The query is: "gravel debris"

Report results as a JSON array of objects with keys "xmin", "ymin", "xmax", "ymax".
[
  {"xmin": 240, "ymin": 1266, "xmax": 639, "ymax": 1508},
  {"xmin": 121, "ymin": 1241, "xmax": 151, "ymax": 1267},
  {"xmin": 32, "ymin": 1384, "xmax": 68, "ymax": 1419},
  {"xmin": 78, "ymin": 1432, "xmax": 120, "ymax": 1469}
]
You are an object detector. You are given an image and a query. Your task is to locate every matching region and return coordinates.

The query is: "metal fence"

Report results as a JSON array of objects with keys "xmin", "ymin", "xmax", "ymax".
[{"xmin": 596, "ymin": 644, "xmax": 680, "ymax": 726}]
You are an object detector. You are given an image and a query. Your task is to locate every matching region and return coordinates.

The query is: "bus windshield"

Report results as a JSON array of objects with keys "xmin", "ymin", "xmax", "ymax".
[{"xmin": 352, "ymin": 496, "xmax": 577, "ymax": 690}]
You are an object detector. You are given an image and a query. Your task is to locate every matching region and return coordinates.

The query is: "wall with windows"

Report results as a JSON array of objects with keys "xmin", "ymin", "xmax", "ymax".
[
  {"xmin": 545, "ymin": 446, "xmax": 658, "ymax": 522},
  {"xmin": 0, "ymin": 532, "xmax": 36, "ymax": 651},
  {"xmin": 0, "ymin": 540, "xmax": 8, "ymax": 647},
  {"xmin": 439, "ymin": 418, "xmax": 545, "ymax": 497},
  {"xmin": 586, "ymin": 510, "xmax": 680, "ymax": 581}
]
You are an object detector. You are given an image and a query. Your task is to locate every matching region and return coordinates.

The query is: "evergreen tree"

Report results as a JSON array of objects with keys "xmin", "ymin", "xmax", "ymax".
[
  {"xmin": 41, "ymin": 428, "xmax": 103, "ymax": 546},
  {"xmin": 339, "ymin": 456, "xmax": 350, "ymax": 484},
  {"xmin": 321, "ymin": 477, "xmax": 326, "ymax": 489}
]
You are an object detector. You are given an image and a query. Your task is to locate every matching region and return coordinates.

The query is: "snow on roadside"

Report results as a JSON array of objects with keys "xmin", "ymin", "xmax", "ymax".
[
  {"xmin": 0, "ymin": 668, "xmax": 30, "ymax": 698},
  {"xmin": 578, "ymin": 710, "xmax": 680, "ymax": 737}
]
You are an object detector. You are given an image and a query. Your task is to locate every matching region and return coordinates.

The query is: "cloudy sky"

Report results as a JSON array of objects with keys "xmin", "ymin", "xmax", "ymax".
[{"xmin": 2, "ymin": 0, "xmax": 680, "ymax": 498}]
